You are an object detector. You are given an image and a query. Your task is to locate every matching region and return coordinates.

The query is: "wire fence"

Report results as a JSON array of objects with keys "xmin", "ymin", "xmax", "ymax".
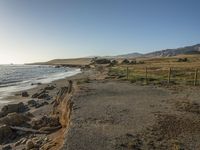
[{"xmin": 109, "ymin": 66, "xmax": 199, "ymax": 86}]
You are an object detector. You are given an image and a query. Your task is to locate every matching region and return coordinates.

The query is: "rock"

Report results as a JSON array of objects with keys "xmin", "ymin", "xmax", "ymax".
[
  {"xmin": 38, "ymin": 93, "xmax": 51, "ymax": 100},
  {"xmin": 32, "ymin": 90, "xmax": 51, "ymax": 100},
  {"xmin": 26, "ymin": 139, "xmax": 34, "ymax": 150},
  {"xmin": 55, "ymin": 65, "xmax": 61, "ymax": 68},
  {"xmin": 35, "ymin": 101, "xmax": 48, "ymax": 108},
  {"xmin": 39, "ymin": 125, "xmax": 62, "ymax": 133},
  {"xmin": 27, "ymin": 100, "xmax": 37, "ymax": 107},
  {"xmin": 0, "ymin": 112, "xmax": 30, "ymax": 126},
  {"xmin": 2, "ymin": 145, "xmax": 12, "ymax": 150},
  {"xmin": 32, "ymin": 116, "xmax": 60, "ymax": 130},
  {"xmin": 15, "ymin": 138, "xmax": 26, "ymax": 146},
  {"xmin": 31, "ymin": 90, "xmax": 46, "ymax": 98},
  {"xmin": 44, "ymin": 85, "xmax": 55, "ymax": 90},
  {"xmin": 21, "ymin": 138, "xmax": 28, "ymax": 144},
  {"xmin": 21, "ymin": 91, "xmax": 29, "ymax": 97},
  {"xmin": 0, "ymin": 102, "xmax": 27, "ymax": 117},
  {"xmin": 28, "ymin": 100, "xmax": 48, "ymax": 108},
  {"xmin": 31, "ymin": 82, "xmax": 42, "ymax": 86},
  {"xmin": 0, "ymin": 125, "xmax": 13, "ymax": 144},
  {"xmin": 25, "ymin": 112, "xmax": 34, "ymax": 118}
]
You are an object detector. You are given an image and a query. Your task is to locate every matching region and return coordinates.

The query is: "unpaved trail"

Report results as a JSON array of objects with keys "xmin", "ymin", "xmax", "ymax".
[{"xmin": 62, "ymin": 80, "xmax": 200, "ymax": 150}]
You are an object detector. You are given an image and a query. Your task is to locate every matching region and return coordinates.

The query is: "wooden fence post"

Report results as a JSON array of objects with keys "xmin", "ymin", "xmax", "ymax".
[
  {"xmin": 168, "ymin": 67, "xmax": 171, "ymax": 84},
  {"xmin": 194, "ymin": 69, "xmax": 198, "ymax": 86},
  {"xmin": 126, "ymin": 67, "xmax": 129, "ymax": 79},
  {"xmin": 145, "ymin": 67, "xmax": 148, "ymax": 84}
]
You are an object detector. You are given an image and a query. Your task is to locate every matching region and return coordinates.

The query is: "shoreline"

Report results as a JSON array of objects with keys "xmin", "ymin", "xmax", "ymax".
[
  {"xmin": 0, "ymin": 67, "xmax": 81, "ymax": 106},
  {"xmin": 0, "ymin": 67, "xmax": 91, "ymax": 149}
]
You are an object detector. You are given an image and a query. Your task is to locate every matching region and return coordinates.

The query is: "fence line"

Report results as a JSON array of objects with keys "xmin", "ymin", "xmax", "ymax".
[{"xmin": 117, "ymin": 67, "xmax": 199, "ymax": 86}]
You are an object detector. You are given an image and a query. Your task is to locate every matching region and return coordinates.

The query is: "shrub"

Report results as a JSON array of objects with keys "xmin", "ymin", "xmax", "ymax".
[
  {"xmin": 177, "ymin": 58, "xmax": 188, "ymax": 62},
  {"xmin": 110, "ymin": 60, "xmax": 118, "ymax": 66},
  {"xmin": 121, "ymin": 59, "xmax": 130, "ymax": 64}
]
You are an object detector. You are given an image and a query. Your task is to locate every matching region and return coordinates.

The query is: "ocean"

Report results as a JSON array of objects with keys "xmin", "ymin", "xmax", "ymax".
[{"xmin": 0, "ymin": 65, "xmax": 81, "ymax": 103}]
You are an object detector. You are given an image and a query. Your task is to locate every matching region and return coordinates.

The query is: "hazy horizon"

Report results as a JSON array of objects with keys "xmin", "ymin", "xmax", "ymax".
[{"xmin": 0, "ymin": 0, "xmax": 200, "ymax": 64}]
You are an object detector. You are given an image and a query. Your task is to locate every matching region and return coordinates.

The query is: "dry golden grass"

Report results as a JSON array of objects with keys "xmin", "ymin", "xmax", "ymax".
[
  {"xmin": 109, "ymin": 54, "xmax": 200, "ymax": 85},
  {"xmin": 31, "ymin": 58, "xmax": 92, "ymax": 66},
  {"xmin": 46, "ymin": 58, "xmax": 92, "ymax": 65}
]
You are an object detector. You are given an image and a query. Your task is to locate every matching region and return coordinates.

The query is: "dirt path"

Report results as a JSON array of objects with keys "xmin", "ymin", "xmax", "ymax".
[{"xmin": 63, "ymin": 80, "xmax": 199, "ymax": 150}]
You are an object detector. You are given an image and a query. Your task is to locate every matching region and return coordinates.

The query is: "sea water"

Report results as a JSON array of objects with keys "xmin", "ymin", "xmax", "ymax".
[{"xmin": 0, "ymin": 65, "xmax": 81, "ymax": 103}]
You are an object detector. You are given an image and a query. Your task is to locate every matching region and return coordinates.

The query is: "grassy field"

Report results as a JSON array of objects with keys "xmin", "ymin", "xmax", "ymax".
[{"xmin": 109, "ymin": 54, "xmax": 200, "ymax": 85}]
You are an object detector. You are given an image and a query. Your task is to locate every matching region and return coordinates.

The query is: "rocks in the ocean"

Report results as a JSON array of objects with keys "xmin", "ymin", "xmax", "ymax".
[
  {"xmin": 21, "ymin": 91, "xmax": 29, "ymax": 97},
  {"xmin": 2, "ymin": 144, "xmax": 12, "ymax": 150},
  {"xmin": 0, "ymin": 102, "xmax": 27, "ymax": 117},
  {"xmin": 26, "ymin": 139, "xmax": 35, "ymax": 150},
  {"xmin": 32, "ymin": 116, "xmax": 60, "ymax": 130},
  {"xmin": 44, "ymin": 85, "xmax": 55, "ymax": 90},
  {"xmin": 31, "ymin": 82, "xmax": 42, "ymax": 86},
  {"xmin": 0, "ymin": 112, "xmax": 30, "ymax": 126},
  {"xmin": 0, "ymin": 125, "xmax": 13, "ymax": 144}
]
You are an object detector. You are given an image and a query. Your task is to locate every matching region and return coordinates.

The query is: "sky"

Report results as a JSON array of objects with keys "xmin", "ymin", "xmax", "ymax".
[{"xmin": 0, "ymin": 0, "xmax": 200, "ymax": 64}]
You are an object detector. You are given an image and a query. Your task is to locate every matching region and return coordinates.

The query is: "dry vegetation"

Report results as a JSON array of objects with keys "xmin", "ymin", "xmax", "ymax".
[{"xmin": 109, "ymin": 54, "xmax": 200, "ymax": 85}]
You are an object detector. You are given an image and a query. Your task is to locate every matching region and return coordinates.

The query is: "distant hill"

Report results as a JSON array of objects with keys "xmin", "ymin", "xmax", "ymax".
[
  {"xmin": 30, "ymin": 44, "xmax": 200, "ymax": 66},
  {"xmin": 115, "ymin": 52, "xmax": 143, "ymax": 58},
  {"xmin": 29, "ymin": 58, "xmax": 92, "ymax": 66},
  {"xmin": 144, "ymin": 44, "xmax": 200, "ymax": 57}
]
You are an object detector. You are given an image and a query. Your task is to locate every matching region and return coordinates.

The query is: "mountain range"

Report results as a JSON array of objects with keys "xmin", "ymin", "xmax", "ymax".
[{"xmin": 115, "ymin": 44, "xmax": 200, "ymax": 58}]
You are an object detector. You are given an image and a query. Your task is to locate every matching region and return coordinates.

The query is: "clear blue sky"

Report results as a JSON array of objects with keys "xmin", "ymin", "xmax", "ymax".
[{"xmin": 0, "ymin": 0, "xmax": 199, "ymax": 64}]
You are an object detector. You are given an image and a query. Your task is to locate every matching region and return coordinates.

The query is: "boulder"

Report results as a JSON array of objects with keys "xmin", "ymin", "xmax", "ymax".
[
  {"xmin": 0, "ymin": 102, "xmax": 27, "ymax": 117},
  {"xmin": 35, "ymin": 101, "xmax": 48, "ymax": 108},
  {"xmin": 32, "ymin": 90, "xmax": 46, "ymax": 98},
  {"xmin": 2, "ymin": 145, "xmax": 12, "ymax": 150},
  {"xmin": 32, "ymin": 116, "xmax": 60, "ymax": 130},
  {"xmin": 32, "ymin": 90, "xmax": 51, "ymax": 100},
  {"xmin": 38, "ymin": 93, "xmax": 51, "ymax": 100},
  {"xmin": 44, "ymin": 85, "xmax": 55, "ymax": 90},
  {"xmin": 27, "ymin": 100, "xmax": 37, "ymax": 107},
  {"xmin": 0, "ymin": 112, "xmax": 30, "ymax": 126},
  {"xmin": 21, "ymin": 91, "xmax": 29, "ymax": 97},
  {"xmin": 0, "ymin": 125, "xmax": 13, "ymax": 144},
  {"xmin": 26, "ymin": 139, "xmax": 35, "ymax": 150},
  {"xmin": 27, "ymin": 100, "xmax": 48, "ymax": 108}
]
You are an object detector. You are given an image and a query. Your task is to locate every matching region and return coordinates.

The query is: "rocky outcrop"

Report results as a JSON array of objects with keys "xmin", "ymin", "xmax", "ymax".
[
  {"xmin": 21, "ymin": 91, "xmax": 29, "ymax": 97},
  {"xmin": 32, "ymin": 90, "xmax": 51, "ymax": 100},
  {"xmin": 0, "ymin": 102, "xmax": 27, "ymax": 118},
  {"xmin": 31, "ymin": 116, "xmax": 60, "ymax": 130},
  {"xmin": 26, "ymin": 139, "xmax": 35, "ymax": 150},
  {"xmin": 44, "ymin": 85, "xmax": 55, "ymax": 90},
  {"xmin": 2, "ymin": 145, "xmax": 12, "ymax": 150},
  {"xmin": 27, "ymin": 99, "xmax": 48, "ymax": 108},
  {"xmin": 0, "ymin": 112, "xmax": 30, "ymax": 126},
  {"xmin": 0, "ymin": 125, "xmax": 13, "ymax": 144}
]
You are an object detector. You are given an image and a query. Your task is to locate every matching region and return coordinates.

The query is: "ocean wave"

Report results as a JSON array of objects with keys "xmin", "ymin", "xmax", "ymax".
[{"xmin": 0, "ymin": 66, "xmax": 81, "ymax": 101}]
